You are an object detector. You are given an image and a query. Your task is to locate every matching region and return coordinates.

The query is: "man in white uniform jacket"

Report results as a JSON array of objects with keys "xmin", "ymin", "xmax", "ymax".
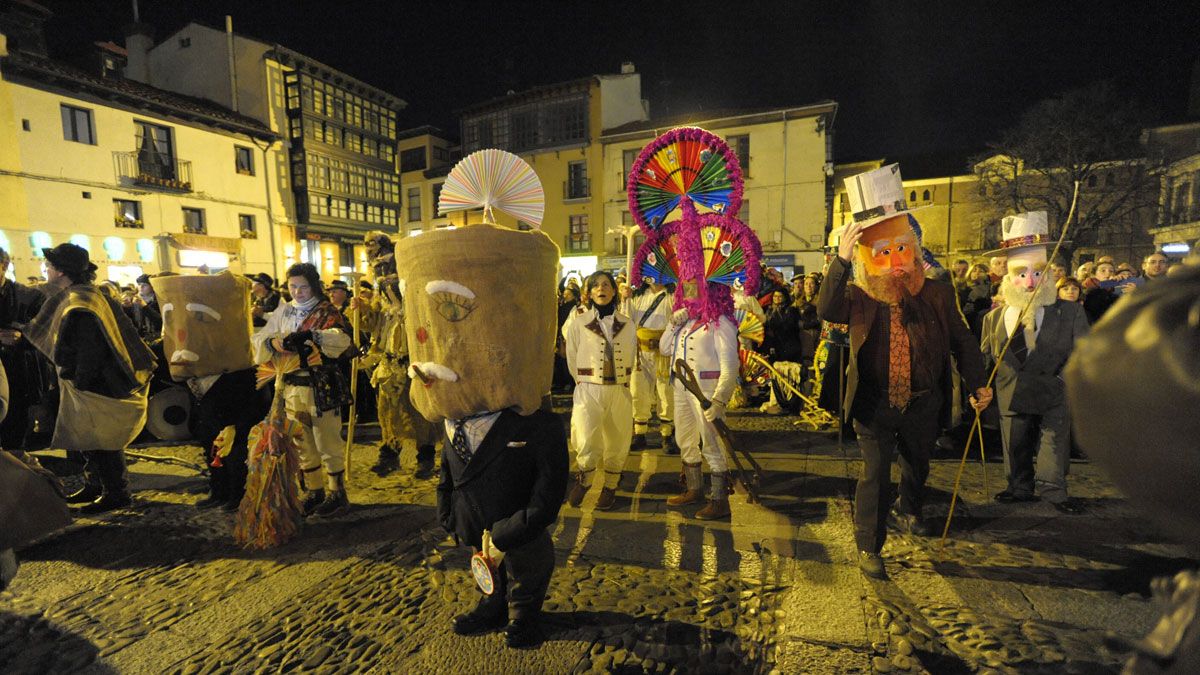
[
  {"xmin": 624, "ymin": 281, "xmax": 677, "ymax": 453},
  {"xmin": 564, "ymin": 272, "xmax": 636, "ymax": 510},
  {"xmin": 659, "ymin": 299, "xmax": 740, "ymax": 520}
]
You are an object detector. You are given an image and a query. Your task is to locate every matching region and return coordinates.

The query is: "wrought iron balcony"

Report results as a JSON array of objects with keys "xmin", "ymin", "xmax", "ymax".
[{"xmin": 115, "ymin": 151, "xmax": 193, "ymax": 192}]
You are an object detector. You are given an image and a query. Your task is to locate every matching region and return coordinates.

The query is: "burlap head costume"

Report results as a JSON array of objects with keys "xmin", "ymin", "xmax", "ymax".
[
  {"xmin": 395, "ymin": 149, "xmax": 558, "ymax": 422},
  {"xmin": 151, "ymin": 271, "xmax": 254, "ymax": 380}
]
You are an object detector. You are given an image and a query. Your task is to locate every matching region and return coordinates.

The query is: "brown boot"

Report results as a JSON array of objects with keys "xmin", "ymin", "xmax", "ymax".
[
  {"xmin": 695, "ymin": 498, "xmax": 731, "ymax": 520},
  {"xmin": 666, "ymin": 489, "xmax": 704, "ymax": 506},
  {"xmin": 566, "ymin": 472, "xmax": 590, "ymax": 507},
  {"xmin": 596, "ymin": 487, "xmax": 617, "ymax": 510}
]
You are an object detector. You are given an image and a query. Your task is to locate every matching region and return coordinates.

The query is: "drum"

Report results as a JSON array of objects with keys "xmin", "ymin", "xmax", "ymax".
[{"xmin": 145, "ymin": 384, "xmax": 193, "ymax": 441}]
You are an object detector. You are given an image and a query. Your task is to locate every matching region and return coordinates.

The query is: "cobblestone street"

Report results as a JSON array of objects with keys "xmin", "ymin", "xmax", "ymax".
[{"xmin": 1, "ymin": 405, "xmax": 1192, "ymax": 674}]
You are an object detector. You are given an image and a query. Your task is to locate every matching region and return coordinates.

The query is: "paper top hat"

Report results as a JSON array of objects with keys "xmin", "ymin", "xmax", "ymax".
[
  {"xmin": 986, "ymin": 210, "xmax": 1062, "ymax": 256},
  {"xmin": 843, "ymin": 163, "xmax": 927, "ymax": 228}
]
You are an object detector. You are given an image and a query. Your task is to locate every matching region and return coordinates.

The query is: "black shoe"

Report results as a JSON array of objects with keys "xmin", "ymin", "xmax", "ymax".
[
  {"xmin": 663, "ymin": 437, "xmax": 680, "ymax": 456},
  {"xmin": 370, "ymin": 446, "xmax": 400, "ymax": 477},
  {"xmin": 994, "ymin": 490, "xmax": 1039, "ymax": 504},
  {"xmin": 300, "ymin": 489, "xmax": 326, "ymax": 516},
  {"xmin": 857, "ymin": 551, "xmax": 888, "ymax": 580},
  {"xmin": 77, "ymin": 491, "xmax": 132, "ymax": 515},
  {"xmin": 887, "ymin": 508, "xmax": 931, "ymax": 536},
  {"xmin": 630, "ymin": 434, "xmax": 648, "ymax": 451},
  {"xmin": 1052, "ymin": 498, "xmax": 1085, "ymax": 515},
  {"xmin": 310, "ymin": 490, "xmax": 349, "ymax": 518},
  {"xmin": 413, "ymin": 458, "xmax": 436, "ymax": 480},
  {"xmin": 505, "ymin": 617, "xmax": 542, "ymax": 648},
  {"xmin": 195, "ymin": 493, "xmax": 226, "ymax": 510},
  {"xmin": 452, "ymin": 608, "xmax": 508, "ymax": 635},
  {"xmin": 65, "ymin": 482, "xmax": 102, "ymax": 504}
]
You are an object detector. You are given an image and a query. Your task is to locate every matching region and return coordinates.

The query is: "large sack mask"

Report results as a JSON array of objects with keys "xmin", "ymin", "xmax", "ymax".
[
  {"xmin": 151, "ymin": 272, "xmax": 253, "ymax": 380},
  {"xmin": 394, "ymin": 225, "xmax": 559, "ymax": 422}
]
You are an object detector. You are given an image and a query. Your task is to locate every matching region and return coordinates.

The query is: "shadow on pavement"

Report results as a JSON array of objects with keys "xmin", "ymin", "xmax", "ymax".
[{"xmin": 0, "ymin": 610, "xmax": 116, "ymax": 674}]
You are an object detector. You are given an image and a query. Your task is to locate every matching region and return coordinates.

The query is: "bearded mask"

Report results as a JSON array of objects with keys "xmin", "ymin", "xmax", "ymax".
[
  {"xmin": 394, "ymin": 225, "xmax": 559, "ymax": 422},
  {"xmin": 1001, "ymin": 247, "xmax": 1056, "ymax": 313},
  {"xmin": 853, "ymin": 215, "xmax": 926, "ymax": 304},
  {"xmin": 151, "ymin": 272, "xmax": 254, "ymax": 380}
]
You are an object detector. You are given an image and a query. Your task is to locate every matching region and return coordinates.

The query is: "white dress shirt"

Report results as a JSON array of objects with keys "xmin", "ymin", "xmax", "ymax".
[{"xmin": 443, "ymin": 411, "xmax": 503, "ymax": 453}]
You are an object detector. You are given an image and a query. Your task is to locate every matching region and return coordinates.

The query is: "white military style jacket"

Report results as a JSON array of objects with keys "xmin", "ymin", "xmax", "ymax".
[
  {"xmin": 660, "ymin": 314, "xmax": 739, "ymax": 405},
  {"xmin": 624, "ymin": 289, "xmax": 673, "ymax": 353},
  {"xmin": 565, "ymin": 305, "xmax": 636, "ymax": 386}
]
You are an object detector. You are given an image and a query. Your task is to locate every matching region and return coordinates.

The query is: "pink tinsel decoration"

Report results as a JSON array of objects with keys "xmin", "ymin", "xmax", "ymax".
[{"xmin": 626, "ymin": 127, "xmax": 745, "ymax": 235}]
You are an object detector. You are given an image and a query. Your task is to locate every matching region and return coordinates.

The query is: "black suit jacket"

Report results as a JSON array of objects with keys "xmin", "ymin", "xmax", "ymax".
[
  {"xmin": 980, "ymin": 299, "xmax": 1089, "ymax": 415},
  {"xmin": 817, "ymin": 257, "xmax": 987, "ymax": 426},
  {"xmin": 437, "ymin": 409, "xmax": 568, "ymax": 551}
]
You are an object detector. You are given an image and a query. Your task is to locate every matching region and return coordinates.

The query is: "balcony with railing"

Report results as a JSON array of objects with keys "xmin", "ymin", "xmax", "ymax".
[{"xmin": 115, "ymin": 151, "xmax": 193, "ymax": 192}]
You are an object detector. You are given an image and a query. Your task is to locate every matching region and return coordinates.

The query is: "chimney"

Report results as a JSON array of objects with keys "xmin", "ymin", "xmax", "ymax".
[
  {"xmin": 122, "ymin": 21, "xmax": 153, "ymax": 83},
  {"xmin": 620, "ymin": 61, "xmax": 635, "ymax": 75}
]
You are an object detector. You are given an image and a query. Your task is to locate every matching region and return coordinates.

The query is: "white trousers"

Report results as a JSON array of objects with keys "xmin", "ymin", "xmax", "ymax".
[
  {"xmin": 571, "ymin": 383, "xmax": 633, "ymax": 488},
  {"xmin": 673, "ymin": 381, "xmax": 726, "ymax": 472},
  {"xmin": 283, "ymin": 384, "xmax": 345, "ymax": 491},
  {"xmin": 631, "ymin": 351, "xmax": 675, "ymax": 434}
]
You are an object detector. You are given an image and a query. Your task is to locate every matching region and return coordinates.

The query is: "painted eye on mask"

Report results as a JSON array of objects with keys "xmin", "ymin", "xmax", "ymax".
[{"xmin": 432, "ymin": 292, "xmax": 476, "ymax": 322}]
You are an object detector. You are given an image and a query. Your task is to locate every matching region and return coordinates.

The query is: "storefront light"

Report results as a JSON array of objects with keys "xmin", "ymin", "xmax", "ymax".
[
  {"xmin": 70, "ymin": 234, "xmax": 91, "ymax": 251},
  {"xmin": 178, "ymin": 250, "xmax": 230, "ymax": 269},
  {"xmin": 1162, "ymin": 243, "xmax": 1190, "ymax": 254},
  {"xmin": 30, "ymin": 232, "xmax": 52, "ymax": 257},
  {"xmin": 103, "ymin": 237, "xmax": 126, "ymax": 261},
  {"xmin": 136, "ymin": 239, "xmax": 155, "ymax": 263}
]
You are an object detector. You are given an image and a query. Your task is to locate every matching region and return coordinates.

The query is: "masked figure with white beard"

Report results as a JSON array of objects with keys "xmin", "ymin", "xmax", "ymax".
[{"xmin": 980, "ymin": 211, "xmax": 1090, "ymax": 514}]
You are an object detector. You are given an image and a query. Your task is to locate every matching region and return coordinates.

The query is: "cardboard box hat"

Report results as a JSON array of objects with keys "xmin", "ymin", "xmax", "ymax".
[
  {"xmin": 150, "ymin": 271, "xmax": 254, "ymax": 380},
  {"xmin": 842, "ymin": 163, "xmax": 931, "ymax": 230},
  {"xmin": 985, "ymin": 210, "xmax": 1066, "ymax": 257}
]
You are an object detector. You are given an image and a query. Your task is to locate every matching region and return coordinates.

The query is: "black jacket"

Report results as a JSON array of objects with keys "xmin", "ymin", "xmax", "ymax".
[{"xmin": 437, "ymin": 409, "xmax": 568, "ymax": 551}]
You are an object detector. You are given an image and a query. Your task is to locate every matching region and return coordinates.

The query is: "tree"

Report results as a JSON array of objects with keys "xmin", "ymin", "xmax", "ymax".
[{"xmin": 972, "ymin": 82, "xmax": 1160, "ymax": 264}]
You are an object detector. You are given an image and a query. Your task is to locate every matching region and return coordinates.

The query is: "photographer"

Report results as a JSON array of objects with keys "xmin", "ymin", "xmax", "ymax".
[{"xmin": 251, "ymin": 263, "xmax": 353, "ymax": 518}]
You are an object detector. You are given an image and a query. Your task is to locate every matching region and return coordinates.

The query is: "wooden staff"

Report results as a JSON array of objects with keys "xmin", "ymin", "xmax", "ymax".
[{"xmin": 343, "ymin": 300, "xmax": 361, "ymax": 483}]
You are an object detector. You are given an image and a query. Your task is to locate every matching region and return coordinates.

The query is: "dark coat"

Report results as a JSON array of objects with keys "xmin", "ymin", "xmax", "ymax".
[
  {"xmin": 980, "ymin": 299, "xmax": 1089, "ymax": 415},
  {"xmin": 762, "ymin": 305, "xmax": 804, "ymax": 362},
  {"xmin": 816, "ymin": 257, "xmax": 987, "ymax": 427},
  {"xmin": 437, "ymin": 409, "xmax": 568, "ymax": 551}
]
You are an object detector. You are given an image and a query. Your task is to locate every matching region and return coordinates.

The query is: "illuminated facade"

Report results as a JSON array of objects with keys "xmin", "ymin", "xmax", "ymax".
[
  {"xmin": 0, "ymin": 6, "xmax": 279, "ymax": 283},
  {"xmin": 144, "ymin": 22, "xmax": 406, "ymax": 279}
]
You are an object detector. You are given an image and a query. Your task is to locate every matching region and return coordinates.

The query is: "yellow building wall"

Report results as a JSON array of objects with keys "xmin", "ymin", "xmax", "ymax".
[
  {"xmin": 0, "ymin": 38, "xmax": 32, "ymax": 273},
  {"xmin": 1, "ymin": 80, "xmax": 279, "ymax": 282}
]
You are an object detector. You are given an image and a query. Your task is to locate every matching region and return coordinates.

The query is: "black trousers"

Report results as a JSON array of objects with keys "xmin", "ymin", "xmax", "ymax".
[
  {"xmin": 472, "ymin": 529, "xmax": 556, "ymax": 621},
  {"xmin": 81, "ymin": 449, "xmax": 129, "ymax": 495},
  {"xmin": 851, "ymin": 392, "xmax": 942, "ymax": 554}
]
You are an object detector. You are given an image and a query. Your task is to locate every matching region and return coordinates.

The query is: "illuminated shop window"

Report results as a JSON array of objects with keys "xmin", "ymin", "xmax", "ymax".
[
  {"xmin": 70, "ymin": 234, "xmax": 91, "ymax": 251},
  {"xmin": 30, "ymin": 232, "xmax": 52, "ymax": 257}
]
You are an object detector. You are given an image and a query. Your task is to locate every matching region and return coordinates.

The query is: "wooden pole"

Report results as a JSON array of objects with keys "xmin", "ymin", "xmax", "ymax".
[{"xmin": 343, "ymin": 302, "xmax": 361, "ymax": 483}]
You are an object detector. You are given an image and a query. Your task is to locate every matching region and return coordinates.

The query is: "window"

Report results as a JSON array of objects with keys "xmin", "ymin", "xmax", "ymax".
[
  {"xmin": 909, "ymin": 190, "xmax": 917, "ymax": 203},
  {"xmin": 433, "ymin": 145, "xmax": 450, "ymax": 163},
  {"xmin": 727, "ymin": 134, "xmax": 750, "ymax": 174},
  {"xmin": 182, "ymin": 207, "xmax": 206, "ymax": 234},
  {"xmin": 400, "ymin": 147, "xmax": 426, "ymax": 172},
  {"xmin": 235, "ymin": 146, "xmax": 254, "ymax": 175},
  {"xmin": 60, "ymin": 105, "xmax": 95, "ymax": 144},
  {"xmin": 178, "ymin": 37, "xmax": 191, "ymax": 48},
  {"xmin": 135, "ymin": 121, "xmax": 176, "ymax": 180},
  {"xmin": 568, "ymin": 214, "xmax": 590, "ymax": 252},
  {"xmin": 566, "ymin": 161, "xmax": 589, "ymax": 200},
  {"xmin": 239, "ymin": 214, "xmax": 256, "ymax": 239},
  {"xmin": 623, "ymin": 149, "xmax": 639, "ymax": 185},
  {"xmin": 922, "ymin": 189, "xmax": 931, "ymax": 202},
  {"xmin": 407, "ymin": 187, "xmax": 422, "ymax": 221},
  {"xmin": 114, "ymin": 199, "xmax": 143, "ymax": 228}
]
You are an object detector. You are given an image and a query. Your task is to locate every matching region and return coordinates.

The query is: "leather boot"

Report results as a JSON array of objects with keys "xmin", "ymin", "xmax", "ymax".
[
  {"xmin": 78, "ymin": 451, "xmax": 132, "ymax": 514},
  {"xmin": 695, "ymin": 473, "xmax": 731, "ymax": 519},
  {"xmin": 662, "ymin": 434, "xmax": 680, "ymax": 456},
  {"xmin": 565, "ymin": 471, "xmax": 591, "ymax": 508},
  {"xmin": 371, "ymin": 443, "xmax": 400, "ymax": 477},
  {"xmin": 413, "ymin": 444, "xmax": 437, "ymax": 479},
  {"xmin": 667, "ymin": 462, "xmax": 704, "ymax": 506},
  {"xmin": 630, "ymin": 432, "xmax": 648, "ymax": 451},
  {"xmin": 66, "ymin": 451, "xmax": 103, "ymax": 504},
  {"xmin": 312, "ymin": 471, "xmax": 350, "ymax": 518}
]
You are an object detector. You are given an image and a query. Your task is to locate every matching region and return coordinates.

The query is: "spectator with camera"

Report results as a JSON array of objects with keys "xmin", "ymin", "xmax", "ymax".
[{"xmin": 251, "ymin": 263, "xmax": 353, "ymax": 518}]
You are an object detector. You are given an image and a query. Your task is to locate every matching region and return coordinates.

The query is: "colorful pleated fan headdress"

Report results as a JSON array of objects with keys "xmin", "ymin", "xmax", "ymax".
[{"xmin": 628, "ymin": 128, "xmax": 761, "ymax": 323}]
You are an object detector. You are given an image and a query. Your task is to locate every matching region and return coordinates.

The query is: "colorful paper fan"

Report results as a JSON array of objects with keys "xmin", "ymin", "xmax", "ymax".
[
  {"xmin": 437, "ymin": 149, "xmax": 544, "ymax": 227},
  {"xmin": 739, "ymin": 348, "xmax": 772, "ymax": 385},
  {"xmin": 627, "ymin": 127, "xmax": 744, "ymax": 233},
  {"xmin": 735, "ymin": 308, "xmax": 765, "ymax": 345},
  {"xmin": 255, "ymin": 352, "xmax": 322, "ymax": 390},
  {"xmin": 694, "ymin": 212, "xmax": 762, "ymax": 294},
  {"xmin": 635, "ymin": 231, "xmax": 683, "ymax": 286}
]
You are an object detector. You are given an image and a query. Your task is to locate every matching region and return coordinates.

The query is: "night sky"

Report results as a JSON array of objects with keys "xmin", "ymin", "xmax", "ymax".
[{"xmin": 38, "ymin": 0, "xmax": 1200, "ymax": 169}]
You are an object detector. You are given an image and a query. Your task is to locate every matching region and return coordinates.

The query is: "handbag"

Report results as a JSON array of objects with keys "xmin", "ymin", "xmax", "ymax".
[{"xmin": 310, "ymin": 361, "xmax": 353, "ymax": 412}]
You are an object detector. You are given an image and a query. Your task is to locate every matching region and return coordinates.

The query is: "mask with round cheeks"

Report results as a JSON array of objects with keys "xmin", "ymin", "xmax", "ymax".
[
  {"xmin": 856, "ymin": 215, "xmax": 920, "ymax": 277},
  {"xmin": 150, "ymin": 271, "xmax": 254, "ymax": 380}
]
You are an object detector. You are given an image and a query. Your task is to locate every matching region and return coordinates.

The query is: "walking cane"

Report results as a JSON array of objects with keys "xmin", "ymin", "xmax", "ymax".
[
  {"xmin": 343, "ymin": 300, "xmax": 361, "ymax": 484},
  {"xmin": 672, "ymin": 359, "xmax": 762, "ymax": 503}
]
